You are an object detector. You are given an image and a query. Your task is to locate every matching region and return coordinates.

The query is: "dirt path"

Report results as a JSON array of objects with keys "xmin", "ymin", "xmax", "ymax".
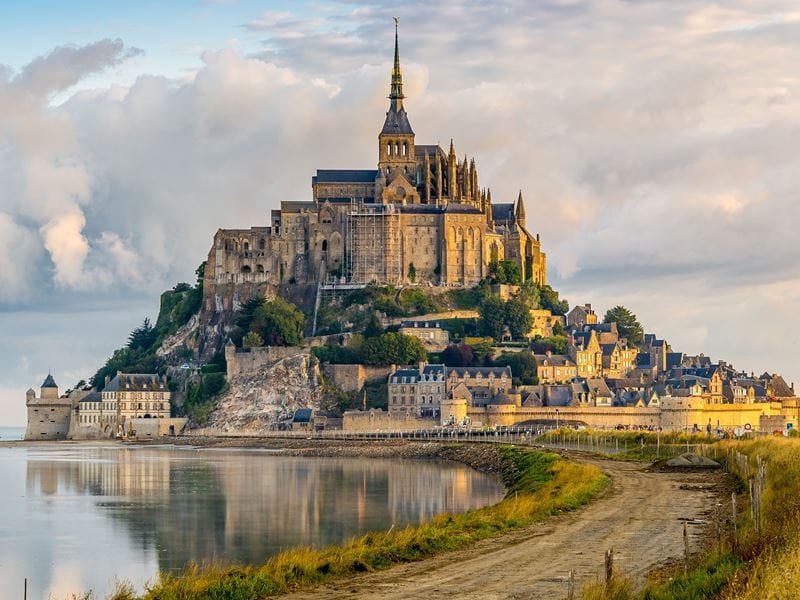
[{"xmin": 284, "ymin": 454, "xmax": 724, "ymax": 600}]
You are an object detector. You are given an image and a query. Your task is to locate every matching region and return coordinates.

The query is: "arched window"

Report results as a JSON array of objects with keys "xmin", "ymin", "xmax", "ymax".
[
  {"xmin": 321, "ymin": 240, "xmax": 328, "ymax": 252},
  {"xmin": 243, "ymin": 241, "xmax": 249, "ymax": 252},
  {"xmin": 394, "ymin": 142, "xmax": 400, "ymax": 156},
  {"xmin": 256, "ymin": 264, "xmax": 264, "ymax": 273},
  {"xmin": 259, "ymin": 238, "xmax": 266, "ymax": 250},
  {"xmin": 402, "ymin": 142, "xmax": 407, "ymax": 157},
  {"xmin": 387, "ymin": 143, "xmax": 392, "ymax": 156},
  {"xmin": 241, "ymin": 265, "xmax": 252, "ymax": 274}
]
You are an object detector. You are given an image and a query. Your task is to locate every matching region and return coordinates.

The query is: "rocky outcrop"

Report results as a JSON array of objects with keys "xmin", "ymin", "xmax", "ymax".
[{"xmin": 207, "ymin": 353, "xmax": 323, "ymax": 433}]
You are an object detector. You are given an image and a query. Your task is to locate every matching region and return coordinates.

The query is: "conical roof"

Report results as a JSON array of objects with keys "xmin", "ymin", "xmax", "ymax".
[{"xmin": 41, "ymin": 374, "xmax": 58, "ymax": 388}]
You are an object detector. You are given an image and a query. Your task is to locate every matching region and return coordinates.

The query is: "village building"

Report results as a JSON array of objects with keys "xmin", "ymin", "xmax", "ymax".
[
  {"xmin": 568, "ymin": 330, "xmax": 603, "ymax": 378},
  {"xmin": 534, "ymin": 353, "xmax": 577, "ymax": 384},
  {"xmin": 398, "ymin": 321, "xmax": 450, "ymax": 348},
  {"xmin": 527, "ymin": 309, "xmax": 565, "ymax": 339},
  {"xmin": 566, "ymin": 304, "xmax": 598, "ymax": 329},
  {"xmin": 387, "ymin": 363, "xmax": 446, "ymax": 417}
]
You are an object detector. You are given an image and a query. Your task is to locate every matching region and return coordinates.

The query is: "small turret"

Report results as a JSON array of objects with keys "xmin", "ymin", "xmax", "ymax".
[{"xmin": 515, "ymin": 190, "xmax": 526, "ymax": 229}]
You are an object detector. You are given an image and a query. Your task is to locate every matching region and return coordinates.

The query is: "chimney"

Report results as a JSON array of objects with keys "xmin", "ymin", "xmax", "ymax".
[{"xmin": 546, "ymin": 350, "xmax": 552, "ymax": 358}]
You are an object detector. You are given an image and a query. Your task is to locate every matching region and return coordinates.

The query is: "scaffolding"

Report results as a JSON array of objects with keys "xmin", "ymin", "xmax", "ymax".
[{"xmin": 345, "ymin": 199, "xmax": 402, "ymax": 285}]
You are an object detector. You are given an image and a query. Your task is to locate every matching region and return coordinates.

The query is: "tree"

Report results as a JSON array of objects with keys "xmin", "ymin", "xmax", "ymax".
[
  {"xmin": 362, "ymin": 333, "xmax": 427, "ymax": 366},
  {"xmin": 442, "ymin": 344, "xmax": 474, "ymax": 367},
  {"xmin": 127, "ymin": 318, "xmax": 157, "ymax": 351},
  {"xmin": 604, "ymin": 305, "xmax": 644, "ymax": 345},
  {"xmin": 539, "ymin": 285, "xmax": 569, "ymax": 315},
  {"xmin": 479, "ymin": 295, "xmax": 505, "ymax": 340},
  {"xmin": 531, "ymin": 335, "xmax": 568, "ymax": 355},
  {"xmin": 407, "ymin": 262, "xmax": 416, "ymax": 283},
  {"xmin": 504, "ymin": 297, "xmax": 533, "ymax": 339},
  {"xmin": 494, "ymin": 352, "xmax": 538, "ymax": 385},
  {"xmin": 487, "ymin": 260, "xmax": 522, "ymax": 285},
  {"xmin": 363, "ymin": 313, "xmax": 384, "ymax": 338},
  {"xmin": 249, "ymin": 298, "xmax": 305, "ymax": 346},
  {"xmin": 242, "ymin": 331, "xmax": 264, "ymax": 349}
]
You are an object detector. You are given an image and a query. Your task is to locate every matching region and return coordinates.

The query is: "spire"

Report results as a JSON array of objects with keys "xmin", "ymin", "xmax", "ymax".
[
  {"xmin": 515, "ymin": 190, "xmax": 526, "ymax": 227},
  {"xmin": 390, "ymin": 17, "xmax": 404, "ymax": 111}
]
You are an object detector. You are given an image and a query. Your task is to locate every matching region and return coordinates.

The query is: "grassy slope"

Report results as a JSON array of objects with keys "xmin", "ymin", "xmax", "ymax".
[{"xmin": 114, "ymin": 447, "xmax": 607, "ymax": 600}]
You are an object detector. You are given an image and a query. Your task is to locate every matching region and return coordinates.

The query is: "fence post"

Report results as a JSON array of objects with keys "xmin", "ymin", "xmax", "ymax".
[
  {"xmin": 567, "ymin": 568, "xmax": 575, "ymax": 600},
  {"xmin": 683, "ymin": 521, "xmax": 689, "ymax": 575},
  {"xmin": 731, "ymin": 492, "xmax": 738, "ymax": 549},
  {"xmin": 604, "ymin": 548, "xmax": 614, "ymax": 583}
]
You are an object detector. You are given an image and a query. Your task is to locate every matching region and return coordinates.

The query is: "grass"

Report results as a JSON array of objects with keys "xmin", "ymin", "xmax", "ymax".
[{"xmin": 110, "ymin": 446, "xmax": 608, "ymax": 600}]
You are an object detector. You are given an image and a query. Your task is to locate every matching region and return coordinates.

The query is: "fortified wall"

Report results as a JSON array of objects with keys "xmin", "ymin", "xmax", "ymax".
[
  {"xmin": 343, "ymin": 409, "xmax": 437, "ymax": 432},
  {"xmin": 224, "ymin": 344, "xmax": 307, "ymax": 380}
]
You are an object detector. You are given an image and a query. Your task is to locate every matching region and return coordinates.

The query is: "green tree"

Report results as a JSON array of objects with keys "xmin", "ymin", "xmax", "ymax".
[
  {"xmin": 538, "ymin": 285, "xmax": 569, "ymax": 315},
  {"xmin": 250, "ymin": 298, "xmax": 305, "ymax": 346},
  {"xmin": 361, "ymin": 333, "xmax": 427, "ymax": 366},
  {"xmin": 127, "ymin": 318, "xmax": 157, "ymax": 351},
  {"xmin": 242, "ymin": 331, "xmax": 264, "ymax": 349},
  {"xmin": 494, "ymin": 351, "xmax": 538, "ymax": 385},
  {"xmin": 479, "ymin": 295, "xmax": 505, "ymax": 340},
  {"xmin": 604, "ymin": 305, "xmax": 644, "ymax": 345},
  {"xmin": 504, "ymin": 297, "xmax": 533, "ymax": 339},
  {"xmin": 442, "ymin": 344, "xmax": 474, "ymax": 367},
  {"xmin": 407, "ymin": 262, "xmax": 416, "ymax": 283},
  {"xmin": 531, "ymin": 335, "xmax": 568, "ymax": 355},
  {"xmin": 363, "ymin": 313, "xmax": 384, "ymax": 338}
]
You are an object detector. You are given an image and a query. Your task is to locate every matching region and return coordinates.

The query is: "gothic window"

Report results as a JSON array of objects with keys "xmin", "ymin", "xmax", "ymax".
[
  {"xmin": 394, "ymin": 142, "xmax": 400, "ymax": 156},
  {"xmin": 243, "ymin": 242, "xmax": 250, "ymax": 252},
  {"xmin": 402, "ymin": 142, "xmax": 407, "ymax": 157},
  {"xmin": 259, "ymin": 238, "xmax": 266, "ymax": 250},
  {"xmin": 321, "ymin": 240, "xmax": 328, "ymax": 253},
  {"xmin": 387, "ymin": 143, "xmax": 392, "ymax": 156},
  {"xmin": 256, "ymin": 264, "xmax": 264, "ymax": 273}
]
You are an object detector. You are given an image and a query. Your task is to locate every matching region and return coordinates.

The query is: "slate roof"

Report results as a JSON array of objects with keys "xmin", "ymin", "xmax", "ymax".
[
  {"xmin": 79, "ymin": 391, "xmax": 101, "ymax": 404},
  {"xmin": 381, "ymin": 107, "xmax": 414, "ymax": 135},
  {"xmin": 292, "ymin": 408, "xmax": 313, "ymax": 423},
  {"xmin": 534, "ymin": 354, "xmax": 573, "ymax": 367},
  {"xmin": 448, "ymin": 366, "xmax": 511, "ymax": 378},
  {"xmin": 313, "ymin": 169, "xmax": 379, "ymax": 184},
  {"xmin": 666, "ymin": 352, "xmax": 684, "ymax": 369},
  {"xmin": 103, "ymin": 373, "xmax": 167, "ymax": 392},
  {"xmin": 422, "ymin": 364, "xmax": 446, "ymax": 377},
  {"xmin": 390, "ymin": 369, "xmax": 419, "ymax": 383},
  {"xmin": 491, "ymin": 203, "xmax": 515, "ymax": 221},
  {"xmin": 41, "ymin": 374, "xmax": 58, "ymax": 388},
  {"xmin": 400, "ymin": 321, "xmax": 443, "ymax": 329},
  {"xmin": 415, "ymin": 144, "xmax": 446, "ymax": 159},
  {"xmin": 636, "ymin": 353, "xmax": 652, "ymax": 367}
]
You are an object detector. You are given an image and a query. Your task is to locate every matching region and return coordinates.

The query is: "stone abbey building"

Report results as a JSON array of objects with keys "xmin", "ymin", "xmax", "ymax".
[{"xmin": 204, "ymin": 24, "xmax": 546, "ymax": 312}]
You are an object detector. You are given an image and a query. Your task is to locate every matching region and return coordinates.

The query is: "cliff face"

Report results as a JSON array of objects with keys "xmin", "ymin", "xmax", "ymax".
[{"xmin": 207, "ymin": 353, "xmax": 323, "ymax": 432}]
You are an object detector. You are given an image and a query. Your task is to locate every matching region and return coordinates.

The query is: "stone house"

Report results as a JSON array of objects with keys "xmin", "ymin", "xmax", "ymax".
[
  {"xmin": 568, "ymin": 330, "xmax": 603, "ymax": 378},
  {"xmin": 601, "ymin": 342, "xmax": 638, "ymax": 380},
  {"xmin": 566, "ymin": 304, "xmax": 598, "ymax": 329},
  {"xmin": 398, "ymin": 321, "xmax": 450, "ymax": 348},
  {"xmin": 387, "ymin": 363, "xmax": 446, "ymax": 417},
  {"xmin": 534, "ymin": 353, "xmax": 577, "ymax": 384}
]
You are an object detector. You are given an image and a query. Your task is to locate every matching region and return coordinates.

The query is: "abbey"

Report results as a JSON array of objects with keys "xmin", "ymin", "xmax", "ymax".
[{"xmin": 205, "ymin": 24, "xmax": 545, "ymax": 304}]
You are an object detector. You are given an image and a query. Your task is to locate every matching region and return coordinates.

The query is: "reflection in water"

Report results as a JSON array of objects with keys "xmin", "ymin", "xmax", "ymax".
[{"xmin": 0, "ymin": 445, "xmax": 504, "ymax": 598}]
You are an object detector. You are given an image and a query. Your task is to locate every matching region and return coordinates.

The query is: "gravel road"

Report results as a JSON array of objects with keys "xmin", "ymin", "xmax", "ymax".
[{"xmin": 283, "ymin": 454, "xmax": 723, "ymax": 600}]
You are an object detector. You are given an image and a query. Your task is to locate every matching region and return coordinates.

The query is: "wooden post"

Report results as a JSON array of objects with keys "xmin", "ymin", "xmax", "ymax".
[
  {"xmin": 716, "ymin": 503, "xmax": 722, "ymax": 556},
  {"xmin": 732, "ymin": 492, "xmax": 738, "ymax": 547},
  {"xmin": 605, "ymin": 548, "xmax": 614, "ymax": 583},
  {"xmin": 567, "ymin": 568, "xmax": 575, "ymax": 600},
  {"xmin": 683, "ymin": 522, "xmax": 689, "ymax": 575}
]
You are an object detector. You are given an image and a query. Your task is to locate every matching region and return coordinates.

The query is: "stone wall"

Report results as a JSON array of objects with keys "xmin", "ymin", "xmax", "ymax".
[
  {"xmin": 25, "ymin": 399, "xmax": 73, "ymax": 440},
  {"xmin": 343, "ymin": 409, "xmax": 436, "ymax": 432},
  {"xmin": 225, "ymin": 345, "xmax": 306, "ymax": 379},
  {"xmin": 323, "ymin": 364, "xmax": 393, "ymax": 393}
]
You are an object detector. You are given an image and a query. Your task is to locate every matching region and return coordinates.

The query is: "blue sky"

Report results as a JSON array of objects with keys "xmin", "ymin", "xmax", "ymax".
[{"xmin": 1, "ymin": 0, "xmax": 799, "ymax": 424}]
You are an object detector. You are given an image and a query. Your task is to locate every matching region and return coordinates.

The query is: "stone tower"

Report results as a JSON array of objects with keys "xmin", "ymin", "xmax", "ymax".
[
  {"xmin": 25, "ymin": 373, "xmax": 72, "ymax": 440},
  {"xmin": 378, "ymin": 18, "xmax": 415, "ymax": 176}
]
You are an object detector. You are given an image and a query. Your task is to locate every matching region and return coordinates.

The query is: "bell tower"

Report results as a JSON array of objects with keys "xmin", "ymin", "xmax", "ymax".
[{"xmin": 378, "ymin": 18, "xmax": 415, "ymax": 175}]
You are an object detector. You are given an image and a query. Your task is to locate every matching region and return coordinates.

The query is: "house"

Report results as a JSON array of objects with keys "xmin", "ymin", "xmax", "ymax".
[
  {"xmin": 601, "ymin": 341, "xmax": 638, "ymax": 379},
  {"xmin": 446, "ymin": 366, "xmax": 512, "ymax": 406},
  {"xmin": 387, "ymin": 363, "xmax": 447, "ymax": 417},
  {"xmin": 398, "ymin": 321, "xmax": 450, "ymax": 348},
  {"xmin": 291, "ymin": 408, "xmax": 313, "ymax": 431},
  {"xmin": 534, "ymin": 352, "xmax": 577, "ymax": 384},
  {"xmin": 566, "ymin": 304, "xmax": 598, "ymax": 329},
  {"xmin": 568, "ymin": 330, "xmax": 602, "ymax": 378}
]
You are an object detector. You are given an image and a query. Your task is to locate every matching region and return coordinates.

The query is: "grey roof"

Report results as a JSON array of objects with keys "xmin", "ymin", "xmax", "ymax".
[
  {"xmin": 313, "ymin": 169, "xmax": 379, "ymax": 184},
  {"xmin": 666, "ymin": 352, "xmax": 684, "ymax": 369},
  {"xmin": 422, "ymin": 364, "xmax": 446, "ymax": 376},
  {"xmin": 491, "ymin": 203, "xmax": 515, "ymax": 221},
  {"xmin": 41, "ymin": 374, "xmax": 58, "ymax": 388},
  {"xmin": 292, "ymin": 408, "xmax": 313, "ymax": 423},
  {"xmin": 636, "ymin": 353, "xmax": 652, "ymax": 367},
  {"xmin": 391, "ymin": 369, "xmax": 419, "ymax": 383},
  {"xmin": 545, "ymin": 386, "xmax": 574, "ymax": 407},
  {"xmin": 448, "ymin": 366, "xmax": 512, "ymax": 378},
  {"xmin": 104, "ymin": 373, "xmax": 166, "ymax": 392},
  {"xmin": 586, "ymin": 378, "xmax": 613, "ymax": 397},
  {"xmin": 381, "ymin": 107, "xmax": 414, "ymax": 135},
  {"xmin": 79, "ymin": 391, "xmax": 101, "ymax": 404},
  {"xmin": 534, "ymin": 354, "xmax": 573, "ymax": 367},
  {"xmin": 444, "ymin": 204, "xmax": 482, "ymax": 214}
]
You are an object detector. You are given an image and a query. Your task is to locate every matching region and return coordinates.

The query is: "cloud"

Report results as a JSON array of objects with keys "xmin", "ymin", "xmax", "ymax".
[{"xmin": 3, "ymin": 0, "xmax": 800, "ymax": 424}]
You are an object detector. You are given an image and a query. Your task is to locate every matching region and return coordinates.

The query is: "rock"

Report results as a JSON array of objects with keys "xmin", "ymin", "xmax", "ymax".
[
  {"xmin": 206, "ymin": 353, "xmax": 323, "ymax": 433},
  {"xmin": 664, "ymin": 453, "xmax": 721, "ymax": 469}
]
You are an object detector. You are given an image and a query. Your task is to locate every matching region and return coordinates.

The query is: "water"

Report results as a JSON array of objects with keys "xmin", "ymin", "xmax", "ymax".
[
  {"xmin": 0, "ymin": 444, "xmax": 504, "ymax": 599},
  {"xmin": 0, "ymin": 426, "xmax": 25, "ymax": 441}
]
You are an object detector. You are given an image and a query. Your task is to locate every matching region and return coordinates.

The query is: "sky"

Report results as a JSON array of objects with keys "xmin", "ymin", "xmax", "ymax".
[{"xmin": 1, "ymin": 0, "xmax": 799, "ymax": 425}]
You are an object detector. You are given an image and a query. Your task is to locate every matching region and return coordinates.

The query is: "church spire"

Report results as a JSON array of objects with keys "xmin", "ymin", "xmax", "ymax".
[
  {"xmin": 515, "ymin": 190, "xmax": 526, "ymax": 228},
  {"xmin": 390, "ymin": 17, "xmax": 404, "ymax": 111}
]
